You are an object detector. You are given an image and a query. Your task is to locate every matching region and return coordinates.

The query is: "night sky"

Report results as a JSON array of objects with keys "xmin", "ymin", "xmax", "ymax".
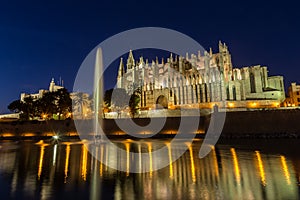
[{"xmin": 0, "ymin": 1, "xmax": 299, "ymax": 113}]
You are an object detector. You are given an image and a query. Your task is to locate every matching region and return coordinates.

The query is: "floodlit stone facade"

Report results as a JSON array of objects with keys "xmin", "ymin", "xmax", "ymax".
[
  {"xmin": 20, "ymin": 78, "xmax": 64, "ymax": 102},
  {"xmin": 116, "ymin": 41, "xmax": 285, "ymax": 109},
  {"xmin": 284, "ymin": 82, "xmax": 300, "ymax": 107}
]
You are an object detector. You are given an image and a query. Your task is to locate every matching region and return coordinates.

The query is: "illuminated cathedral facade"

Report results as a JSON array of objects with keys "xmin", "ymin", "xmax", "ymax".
[{"xmin": 116, "ymin": 41, "xmax": 285, "ymax": 109}]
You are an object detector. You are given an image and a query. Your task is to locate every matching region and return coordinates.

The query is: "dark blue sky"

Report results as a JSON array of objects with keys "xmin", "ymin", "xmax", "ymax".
[{"xmin": 0, "ymin": 0, "xmax": 299, "ymax": 113}]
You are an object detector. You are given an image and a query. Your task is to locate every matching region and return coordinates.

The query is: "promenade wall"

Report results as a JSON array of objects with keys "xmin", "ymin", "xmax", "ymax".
[{"xmin": 1, "ymin": 109, "xmax": 300, "ymax": 138}]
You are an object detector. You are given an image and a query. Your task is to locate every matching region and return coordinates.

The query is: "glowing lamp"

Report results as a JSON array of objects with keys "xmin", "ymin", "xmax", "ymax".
[{"xmin": 53, "ymin": 135, "xmax": 59, "ymax": 140}]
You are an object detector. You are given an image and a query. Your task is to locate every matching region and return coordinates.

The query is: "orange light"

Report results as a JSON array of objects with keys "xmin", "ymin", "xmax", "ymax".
[
  {"xmin": 280, "ymin": 156, "xmax": 291, "ymax": 185},
  {"xmin": 228, "ymin": 103, "xmax": 234, "ymax": 108},
  {"xmin": 64, "ymin": 145, "xmax": 71, "ymax": 183},
  {"xmin": 81, "ymin": 145, "xmax": 88, "ymax": 181},
  {"xmin": 188, "ymin": 145, "xmax": 196, "ymax": 183},
  {"xmin": 38, "ymin": 146, "xmax": 45, "ymax": 179},
  {"xmin": 255, "ymin": 151, "xmax": 266, "ymax": 186},
  {"xmin": 273, "ymin": 103, "xmax": 280, "ymax": 107},
  {"xmin": 250, "ymin": 102, "xmax": 258, "ymax": 108},
  {"xmin": 231, "ymin": 148, "xmax": 240, "ymax": 183}
]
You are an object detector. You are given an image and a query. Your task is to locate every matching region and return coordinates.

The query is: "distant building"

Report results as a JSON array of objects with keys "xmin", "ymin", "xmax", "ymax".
[
  {"xmin": 19, "ymin": 78, "xmax": 93, "ymax": 118},
  {"xmin": 284, "ymin": 82, "xmax": 300, "ymax": 107},
  {"xmin": 116, "ymin": 41, "xmax": 285, "ymax": 109},
  {"xmin": 20, "ymin": 78, "xmax": 63, "ymax": 102},
  {"xmin": 0, "ymin": 113, "xmax": 20, "ymax": 120}
]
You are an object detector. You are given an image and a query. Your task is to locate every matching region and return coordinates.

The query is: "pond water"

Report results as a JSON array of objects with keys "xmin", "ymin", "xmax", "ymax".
[{"xmin": 0, "ymin": 138, "xmax": 299, "ymax": 199}]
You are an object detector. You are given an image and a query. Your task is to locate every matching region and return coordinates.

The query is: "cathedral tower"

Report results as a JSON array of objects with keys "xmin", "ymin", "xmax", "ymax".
[
  {"xmin": 126, "ymin": 50, "xmax": 135, "ymax": 71},
  {"xmin": 117, "ymin": 58, "xmax": 125, "ymax": 88}
]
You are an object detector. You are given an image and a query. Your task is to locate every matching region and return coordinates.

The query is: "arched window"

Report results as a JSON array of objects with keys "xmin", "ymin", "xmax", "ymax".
[
  {"xmin": 204, "ymin": 84, "xmax": 208, "ymax": 102},
  {"xmin": 232, "ymin": 85, "xmax": 236, "ymax": 100},
  {"xmin": 226, "ymin": 86, "xmax": 230, "ymax": 100},
  {"xmin": 250, "ymin": 73, "xmax": 256, "ymax": 93}
]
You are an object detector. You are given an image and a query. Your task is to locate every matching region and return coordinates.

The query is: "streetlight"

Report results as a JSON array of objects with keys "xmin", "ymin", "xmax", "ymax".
[{"xmin": 53, "ymin": 135, "xmax": 59, "ymax": 140}]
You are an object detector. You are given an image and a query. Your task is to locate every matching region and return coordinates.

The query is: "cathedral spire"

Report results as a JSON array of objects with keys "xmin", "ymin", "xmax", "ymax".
[
  {"xmin": 126, "ymin": 50, "xmax": 135, "ymax": 70},
  {"xmin": 209, "ymin": 47, "xmax": 213, "ymax": 56},
  {"xmin": 118, "ymin": 57, "xmax": 124, "ymax": 77},
  {"xmin": 219, "ymin": 40, "xmax": 223, "ymax": 53},
  {"xmin": 139, "ymin": 56, "xmax": 145, "ymax": 66}
]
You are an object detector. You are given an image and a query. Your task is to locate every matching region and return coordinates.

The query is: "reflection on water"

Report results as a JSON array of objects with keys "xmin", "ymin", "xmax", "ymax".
[{"xmin": 0, "ymin": 139, "xmax": 299, "ymax": 199}]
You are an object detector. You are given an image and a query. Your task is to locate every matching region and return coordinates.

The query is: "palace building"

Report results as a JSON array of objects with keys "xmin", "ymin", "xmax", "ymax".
[{"xmin": 116, "ymin": 41, "xmax": 285, "ymax": 109}]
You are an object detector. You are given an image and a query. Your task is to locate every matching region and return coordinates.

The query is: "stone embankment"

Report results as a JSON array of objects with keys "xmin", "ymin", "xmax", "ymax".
[{"xmin": 0, "ymin": 109, "xmax": 300, "ymax": 139}]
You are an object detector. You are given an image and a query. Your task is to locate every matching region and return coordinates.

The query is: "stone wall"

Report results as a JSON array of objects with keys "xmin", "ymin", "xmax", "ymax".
[{"xmin": 1, "ymin": 109, "xmax": 300, "ymax": 138}]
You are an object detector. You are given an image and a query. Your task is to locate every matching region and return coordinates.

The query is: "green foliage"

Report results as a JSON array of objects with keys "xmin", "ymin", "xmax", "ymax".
[
  {"xmin": 103, "ymin": 88, "xmax": 141, "ymax": 118},
  {"xmin": 104, "ymin": 89, "xmax": 113, "ymax": 107},
  {"xmin": 7, "ymin": 88, "xmax": 72, "ymax": 120},
  {"xmin": 8, "ymin": 100, "xmax": 22, "ymax": 113},
  {"xmin": 72, "ymin": 92, "xmax": 92, "ymax": 118},
  {"xmin": 55, "ymin": 88, "xmax": 72, "ymax": 119},
  {"xmin": 104, "ymin": 88, "xmax": 130, "ymax": 108},
  {"xmin": 129, "ymin": 93, "xmax": 140, "ymax": 118}
]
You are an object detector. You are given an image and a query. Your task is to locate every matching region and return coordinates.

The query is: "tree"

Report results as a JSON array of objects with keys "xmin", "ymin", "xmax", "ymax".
[
  {"xmin": 55, "ymin": 88, "xmax": 72, "ymax": 120},
  {"xmin": 7, "ymin": 88, "xmax": 73, "ymax": 121},
  {"xmin": 129, "ymin": 87, "xmax": 141, "ymax": 118},
  {"xmin": 8, "ymin": 100, "xmax": 23, "ymax": 113},
  {"xmin": 129, "ymin": 93, "xmax": 140, "ymax": 118},
  {"xmin": 37, "ymin": 91, "xmax": 57, "ymax": 119},
  {"xmin": 104, "ymin": 89, "xmax": 113, "ymax": 108},
  {"xmin": 22, "ymin": 96, "xmax": 35, "ymax": 120},
  {"xmin": 104, "ymin": 88, "xmax": 129, "ymax": 117},
  {"xmin": 72, "ymin": 92, "xmax": 92, "ymax": 119}
]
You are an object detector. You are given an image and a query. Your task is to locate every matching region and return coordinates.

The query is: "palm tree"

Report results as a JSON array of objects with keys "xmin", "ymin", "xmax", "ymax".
[{"xmin": 72, "ymin": 92, "xmax": 92, "ymax": 119}]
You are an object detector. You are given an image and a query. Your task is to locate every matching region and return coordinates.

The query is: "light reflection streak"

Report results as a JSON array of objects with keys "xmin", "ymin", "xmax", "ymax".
[
  {"xmin": 38, "ymin": 145, "xmax": 45, "ymax": 180},
  {"xmin": 81, "ymin": 145, "xmax": 88, "ymax": 181},
  {"xmin": 3, "ymin": 140, "xmax": 300, "ymax": 199},
  {"xmin": 166, "ymin": 143, "xmax": 173, "ymax": 178},
  {"xmin": 211, "ymin": 146, "xmax": 219, "ymax": 178},
  {"xmin": 100, "ymin": 145, "xmax": 104, "ymax": 177},
  {"xmin": 148, "ymin": 143, "xmax": 153, "ymax": 177},
  {"xmin": 280, "ymin": 155, "xmax": 291, "ymax": 185},
  {"xmin": 64, "ymin": 144, "xmax": 71, "ymax": 183},
  {"xmin": 125, "ymin": 143, "xmax": 130, "ymax": 176},
  {"xmin": 105, "ymin": 145, "xmax": 108, "ymax": 171},
  {"xmin": 52, "ymin": 144, "xmax": 57, "ymax": 166},
  {"xmin": 255, "ymin": 151, "xmax": 266, "ymax": 186},
  {"xmin": 138, "ymin": 144, "xmax": 142, "ymax": 174},
  {"xmin": 188, "ymin": 144, "xmax": 196, "ymax": 183},
  {"xmin": 230, "ymin": 148, "xmax": 240, "ymax": 183}
]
